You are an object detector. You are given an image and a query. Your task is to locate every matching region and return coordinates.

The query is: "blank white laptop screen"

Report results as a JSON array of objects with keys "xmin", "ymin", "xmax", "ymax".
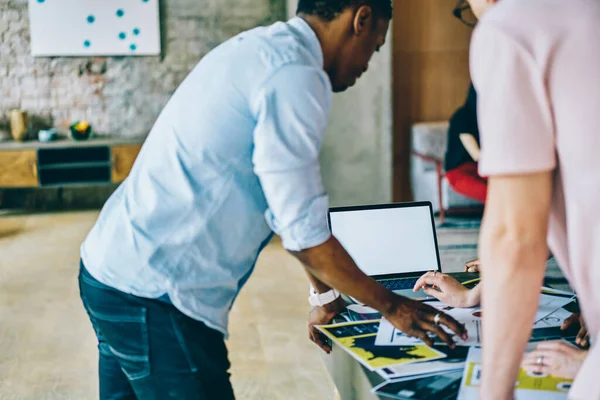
[{"xmin": 328, "ymin": 205, "xmax": 439, "ymax": 277}]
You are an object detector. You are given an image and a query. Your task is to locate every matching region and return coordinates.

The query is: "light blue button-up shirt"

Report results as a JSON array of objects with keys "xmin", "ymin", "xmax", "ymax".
[{"xmin": 81, "ymin": 17, "xmax": 333, "ymax": 337}]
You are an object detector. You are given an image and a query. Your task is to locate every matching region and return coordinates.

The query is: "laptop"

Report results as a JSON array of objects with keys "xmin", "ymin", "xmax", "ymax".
[{"xmin": 327, "ymin": 201, "xmax": 442, "ymax": 301}]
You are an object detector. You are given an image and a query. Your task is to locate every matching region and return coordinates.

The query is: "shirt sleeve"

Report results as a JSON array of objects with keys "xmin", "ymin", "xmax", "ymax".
[
  {"xmin": 470, "ymin": 21, "xmax": 556, "ymax": 177},
  {"xmin": 251, "ymin": 64, "xmax": 332, "ymax": 251}
]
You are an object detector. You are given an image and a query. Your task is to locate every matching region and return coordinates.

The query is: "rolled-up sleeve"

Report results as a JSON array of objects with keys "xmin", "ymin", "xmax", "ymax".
[
  {"xmin": 470, "ymin": 22, "xmax": 556, "ymax": 177},
  {"xmin": 251, "ymin": 64, "xmax": 332, "ymax": 251}
]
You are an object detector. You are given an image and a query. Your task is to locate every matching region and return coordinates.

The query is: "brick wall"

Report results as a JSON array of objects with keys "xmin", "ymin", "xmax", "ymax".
[
  {"xmin": 0, "ymin": 0, "xmax": 392, "ymax": 211},
  {"xmin": 0, "ymin": 0, "xmax": 285, "ymax": 139},
  {"xmin": 0, "ymin": 0, "xmax": 285, "ymax": 209}
]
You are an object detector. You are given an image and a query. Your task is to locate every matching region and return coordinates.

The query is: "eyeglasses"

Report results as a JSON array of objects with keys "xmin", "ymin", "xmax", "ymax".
[{"xmin": 452, "ymin": 0, "xmax": 477, "ymax": 28}]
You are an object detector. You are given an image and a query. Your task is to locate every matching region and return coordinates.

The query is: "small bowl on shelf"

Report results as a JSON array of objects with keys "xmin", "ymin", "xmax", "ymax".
[{"xmin": 69, "ymin": 121, "xmax": 93, "ymax": 141}]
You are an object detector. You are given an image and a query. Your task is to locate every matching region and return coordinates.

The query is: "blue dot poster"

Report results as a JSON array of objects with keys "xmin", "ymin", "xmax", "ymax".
[{"xmin": 28, "ymin": 0, "xmax": 160, "ymax": 56}]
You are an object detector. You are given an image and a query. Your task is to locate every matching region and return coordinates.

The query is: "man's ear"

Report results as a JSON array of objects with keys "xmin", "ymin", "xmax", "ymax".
[{"xmin": 353, "ymin": 5, "xmax": 373, "ymax": 36}]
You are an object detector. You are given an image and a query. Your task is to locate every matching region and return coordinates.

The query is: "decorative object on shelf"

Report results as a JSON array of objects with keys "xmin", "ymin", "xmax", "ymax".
[
  {"xmin": 38, "ymin": 128, "xmax": 58, "ymax": 142},
  {"xmin": 28, "ymin": 0, "xmax": 161, "ymax": 56},
  {"xmin": 70, "ymin": 121, "xmax": 93, "ymax": 141},
  {"xmin": 9, "ymin": 109, "xmax": 29, "ymax": 141}
]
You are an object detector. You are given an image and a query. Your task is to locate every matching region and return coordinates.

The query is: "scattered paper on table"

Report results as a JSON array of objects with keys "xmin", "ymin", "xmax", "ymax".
[
  {"xmin": 317, "ymin": 320, "xmax": 447, "ymax": 371},
  {"xmin": 533, "ymin": 307, "xmax": 572, "ymax": 329},
  {"xmin": 534, "ymin": 293, "xmax": 575, "ymax": 322},
  {"xmin": 376, "ymin": 291, "xmax": 574, "ymax": 349},
  {"xmin": 375, "ymin": 303, "xmax": 482, "ymax": 347}
]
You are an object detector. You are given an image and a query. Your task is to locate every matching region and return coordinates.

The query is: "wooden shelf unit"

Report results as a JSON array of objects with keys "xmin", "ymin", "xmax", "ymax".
[{"xmin": 0, "ymin": 137, "xmax": 144, "ymax": 188}]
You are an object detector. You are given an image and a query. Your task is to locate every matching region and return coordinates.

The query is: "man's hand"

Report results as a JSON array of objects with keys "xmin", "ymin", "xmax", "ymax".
[
  {"xmin": 413, "ymin": 271, "xmax": 480, "ymax": 308},
  {"xmin": 384, "ymin": 296, "xmax": 468, "ymax": 348},
  {"xmin": 561, "ymin": 313, "xmax": 589, "ymax": 348},
  {"xmin": 308, "ymin": 296, "xmax": 346, "ymax": 354},
  {"xmin": 294, "ymin": 237, "xmax": 467, "ymax": 350},
  {"xmin": 464, "ymin": 258, "xmax": 481, "ymax": 273}
]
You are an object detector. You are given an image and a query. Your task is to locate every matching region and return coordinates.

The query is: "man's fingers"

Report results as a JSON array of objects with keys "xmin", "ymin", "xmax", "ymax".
[
  {"xmin": 410, "ymin": 328, "xmax": 433, "ymax": 347},
  {"xmin": 561, "ymin": 313, "xmax": 579, "ymax": 330},
  {"xmin": 309, "ymin": 327, "xmax": 331, "ymax": 354},
  {"xmin": 437, "ymin": 313, "xmax": 468, "ymax": 340},
  {"xmin": 424, "ymin": 322, "xmax": 455, "ymax": 348},
  {"xmin": 576, "ymin": 327, "xmax": 589, "ymax": 346},
  {"xmin": 577, "ymin": 333, "xmax": 589, "ymax": 347}
]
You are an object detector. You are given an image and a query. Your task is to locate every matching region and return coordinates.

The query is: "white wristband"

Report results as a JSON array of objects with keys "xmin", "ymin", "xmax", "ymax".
[{"xmin": 308, "ymin": 285, "xmax": 340, "ymax": 307}]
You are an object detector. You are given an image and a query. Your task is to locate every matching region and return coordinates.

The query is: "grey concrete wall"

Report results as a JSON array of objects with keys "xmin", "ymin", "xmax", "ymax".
[{"xmin": 287, "ymin": 1, "xmax": 393, "ymax": 207}]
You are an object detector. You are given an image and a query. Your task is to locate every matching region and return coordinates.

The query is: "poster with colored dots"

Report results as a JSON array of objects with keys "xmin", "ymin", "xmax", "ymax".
[{"xmin": 28, "ymin": 0, "xmax": 160, "ymax": 56}]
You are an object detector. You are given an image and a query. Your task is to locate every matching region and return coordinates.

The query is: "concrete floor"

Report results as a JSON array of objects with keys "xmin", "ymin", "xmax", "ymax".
[{"xmin": 0, "ymin": 211, "xmax": 335, "ymax": 399}]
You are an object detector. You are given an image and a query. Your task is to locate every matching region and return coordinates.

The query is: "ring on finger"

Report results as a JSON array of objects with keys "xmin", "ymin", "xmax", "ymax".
[
  {"xmin": 536, "ymin": 356, "xmax": 544, "ymax": 366},
  {"xmin": 434, "ymin": 313, "xmax": 441, "ymax": 326}
]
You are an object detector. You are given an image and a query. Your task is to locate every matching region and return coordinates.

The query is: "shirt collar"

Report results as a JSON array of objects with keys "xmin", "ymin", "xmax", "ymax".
[{"xmin": 287, "ymin": 17, "xmax": 324, "ymax": 68}]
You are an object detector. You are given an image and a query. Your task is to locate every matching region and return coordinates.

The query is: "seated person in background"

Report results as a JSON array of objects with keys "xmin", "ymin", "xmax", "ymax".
[
  {"xmin": 444, "ymin": 83, "xmax": 487, "ymax": 204},
  {"xmin": 412, "ymin": 271, "xmax": 590, "ymax": 380}
]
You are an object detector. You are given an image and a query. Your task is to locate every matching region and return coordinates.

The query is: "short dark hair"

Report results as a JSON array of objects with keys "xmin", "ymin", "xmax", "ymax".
[{"xmin": 296, "ymin": 0, "xmax": 393, "ymax": 22}]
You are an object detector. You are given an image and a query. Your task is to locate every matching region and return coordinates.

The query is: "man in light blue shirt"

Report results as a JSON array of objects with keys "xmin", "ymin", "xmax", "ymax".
[{"xmin": 78, "ymin": 1, "xmax": 466, "ymax": 398}]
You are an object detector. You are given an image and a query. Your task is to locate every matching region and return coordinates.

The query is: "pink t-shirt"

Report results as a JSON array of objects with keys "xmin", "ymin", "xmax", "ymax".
[{"xmin": 471, "ymin": 0, "xmax": 600, "ymax": 397}]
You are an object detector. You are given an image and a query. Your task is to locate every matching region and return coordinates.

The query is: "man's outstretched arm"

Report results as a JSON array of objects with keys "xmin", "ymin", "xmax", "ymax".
[{"xmin": 292, "ymin": 237, "xmax": 468, "ymax": 348}]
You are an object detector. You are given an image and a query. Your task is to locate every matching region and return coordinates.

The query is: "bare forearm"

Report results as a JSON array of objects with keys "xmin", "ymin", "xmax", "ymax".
[
  {"xmin": 480, "ymin": 231, "xmax": 547, "ymax": 398},
  {"xmin": 303, "ymin": 268, "xmax": 332, "ymax": 293},
  {"xmin": 291, "ymin": 236, "xmax": 396, "ymax": 316}
]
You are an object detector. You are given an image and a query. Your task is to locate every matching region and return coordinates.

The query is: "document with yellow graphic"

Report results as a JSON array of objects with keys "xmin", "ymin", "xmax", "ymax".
[{"xmin": 317, "ymin": 320, "xmax": 446, "ymax": 371}]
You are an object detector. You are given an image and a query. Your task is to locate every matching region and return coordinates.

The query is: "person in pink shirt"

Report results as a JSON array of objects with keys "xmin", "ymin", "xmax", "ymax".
[{"xmin": 448, "ymin": 0, "xmax": 600, "ymax": 398}]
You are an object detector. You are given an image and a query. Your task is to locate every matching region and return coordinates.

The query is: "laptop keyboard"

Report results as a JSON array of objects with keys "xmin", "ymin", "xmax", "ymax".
[{"xmin": 380, "ymin": 277, "xmax": 419, "ymax": 291}]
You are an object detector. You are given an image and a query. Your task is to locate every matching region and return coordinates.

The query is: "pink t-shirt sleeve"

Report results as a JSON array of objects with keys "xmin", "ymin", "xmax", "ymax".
[{"xmin": 470, "ymin": 22, "xmax": 556, "ymax": 177}]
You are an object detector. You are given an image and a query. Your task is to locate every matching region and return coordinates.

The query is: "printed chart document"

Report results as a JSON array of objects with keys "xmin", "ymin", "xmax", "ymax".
[
  {"xmin": 533, "ymin": 308, "xmax": 572, "ymax": 329},
  {"xmin": 458, "ymin": 347, "xmax": 573, "ymax": 400},
  {"xmin": 534, "ymin": 293, "xmax": 575, "ymax": 322},
  {"xmin": 317, "ymin": 320, "xmax": 446, "ymax": 371}
]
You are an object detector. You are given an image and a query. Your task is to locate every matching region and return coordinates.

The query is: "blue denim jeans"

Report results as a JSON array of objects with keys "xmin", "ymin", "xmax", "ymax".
[{"xmin": 78, "ymin": 261, "xmax": 235, "ymax": 399}]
